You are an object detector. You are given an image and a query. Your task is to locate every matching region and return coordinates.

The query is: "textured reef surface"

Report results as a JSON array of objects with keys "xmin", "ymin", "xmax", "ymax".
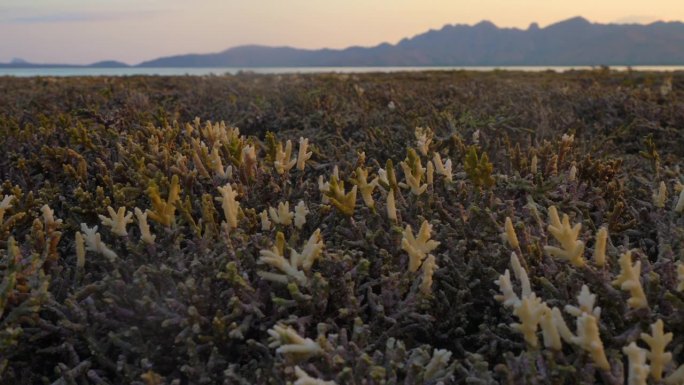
[{"xmin": 0, "ymin": 70, "xmax": 683, "ymax": 384}]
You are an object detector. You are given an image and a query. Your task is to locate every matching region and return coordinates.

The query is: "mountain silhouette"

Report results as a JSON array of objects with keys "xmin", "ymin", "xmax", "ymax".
[{"xmin": 4, "ymin": 17, "xmax": 684, "ymax": 68}]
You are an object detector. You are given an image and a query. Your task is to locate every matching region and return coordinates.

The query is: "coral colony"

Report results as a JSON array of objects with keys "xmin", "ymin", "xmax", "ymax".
[{"xmin": 0, "ymin": 72, "xmax": 683, "ymax": 384}]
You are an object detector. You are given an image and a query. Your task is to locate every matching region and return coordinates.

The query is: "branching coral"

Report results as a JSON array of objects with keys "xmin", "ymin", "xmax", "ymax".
[
  {"xmin": 399, "ymin": 149, "xmax": 427, "ymax": 196},
  {"xmin": 133, "ymin": 208, "xmax": 156, "ymax": 245},
  {"xmin": 269, "ymin": 202, "xmax": 294, "ymax": 226},
  {"xmin": 676, "ymin": 187, "xmax": 684, "ymax": 213},
  {"xmin": 74, "ymin": 232, "xmax": 86, "ymax": 268},
  {"xmin": 544, "ymin": 206, "xmax": 585, "ymax": 266},
  {"xmin": 511, "ymin": 295, "xmax": 545, "ymax": 348},
  {"xmin": 414, "ymin": 126, "xmax": 433, "ymax": 156},
  {"xmin": 350, "ymin": 167, "xmax": 378, "ymax": 209},
  {"xmin": 0, "ymin": 195, "xmax": 15, "ymax": 224},
  {"xmin": 424, "ymin": 348, "xmax": 452, "ymax": 381},
  {"xmin": 80, "ymin": 224, "xmax": 117, "ymax": 262},
  {"xmin": 503, "ymin": 217, "xmax": 520, "ymax": 249},
  {"xmin": 386, "ymin": 188, "xmax": 398, "ymax": 222},
  {"xmin": 274, "ymin": 139, "xmax": 296, "ymax": 174},
  {"xmin": 613, "ymin": 250, "xmax": 648, "ymax": 309},
  {"xmin": 401, "ymin": 220, "xmax": 440, "ymax": 272},
  {"xmin": 296, "ymin": 137, "xmax": 312, "ymax": 171},
  {"xmin": 98, "ymin": 206, "xmax": 134, "ymax": 237},
  {"xmin": 432, "ymin": 153, "xmax": 452, "ymax": 182},
  {"xmin": 420, "ymin": 254, "xmax": 438, "ymax": 295},
  {"xmin": 294, "ymin": 366, "xmax": 336, "ymax": 385},
  {"xmin": 641, "ymin": 319, "xmax": 672, "ymax": 381},
  {"xmin": 267, "ymin": 324, "xmax": 322, "ymax": 358},
  {"xmin": 147, "ymin": 175, "xmax": 181, "ymax": 227},
  {"xmin": 322, "ymin": 175, "xmax": 357, "ymax": 217},
  {"xmin": 289, "ymin": 229, "xmax": 324, "ymax": 272},
  {"xmin": 573, "ymin": 313, "xmax": 610, "ymax": 370},
  {"xmin": 259, "ymin": 232, "xmax": 307, "ymax": 285},
  {"xmin": 294, "ymin": 201, "xmax": 309, "ymax": 230},
  {"xmin": 216, "ymin": 183, "xmax": 240, "ymax": 230},
  {"xmin": 653, "ymin": 181, "xmax": 668, "ymax": 208},
  {"xmin": 593, "ymin": 227, "xmax": 608, "ymax": 267},
  {"xmin": 623, "ymin": 342, "xmax": 650, "ymax": 385}
]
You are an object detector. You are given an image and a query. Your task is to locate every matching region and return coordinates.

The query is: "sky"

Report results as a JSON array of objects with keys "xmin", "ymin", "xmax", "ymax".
[{"xmin": 1, "ymin": 0, "xmax": 683, "ymax": 65}]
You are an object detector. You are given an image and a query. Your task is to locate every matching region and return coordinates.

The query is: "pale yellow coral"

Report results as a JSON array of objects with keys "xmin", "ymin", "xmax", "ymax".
[
  {"xmin": 269, "ymin": 201, "xmax": 294, "ymax": 226},
  {"xmin": 290, "ymin": 229, "xmax": 324, "ymax": 272},
  {"xmin": 641, "ymin": 319, "xmax": 672, "ymax": 381},
  {"xmin": 402, "ymin": 220, "xmax": 440, "ymax": 272},
  {"xmin": 294, "ymin": 366, "xmax": 336, "ymax": 385},
  {"xmin": 511, "ymin": 295, "xmax": 544, "ymax": 348},
  {"xmin": 419, "ymin": 254, "xmax": 438, "ymax": 295},
  {"xmin": 539, "ymin": 304, "xmax": 562, "ymax": 350},
  {"xmin": 296, "ymin": 137, "xmax": 312, "ymax": 171},
  {"xmin": 80, "ymin": 223, "xmax": 118, "ymax": 262},
  {"xmin": 593, "ymin": 227, "xmax": 608, "ymax": 267},
  {"xmin": 573, "ymin": 313, "xmax": 609, "ymax": 370},
  {"xmin": 677, "ymin": 262, "xmax": 684, "ymax": 292},
  {"xmin": 544, "ymin": 206, "xmax": 585, "ymax": 266},
  {"xmin": 676, "ymin": 187, "xmax": 684, "ymax": 213},
  {"xmin": 565, "ymin": 284, "xmax": 601, "ymax": 319},
  {"xmin": 350, "ymin": 167, "xmax": 378, "ymax": 208},
  {"xmin": 432, "ymin": 153, "xmax": 453, "ymax": 182},
  {"xmin": 258, "ymin": 232, "xmax": 307, "ymax": 285},
  {"xmin": 415, "ymin": 126, "xmax": 433, "ymax": 156},
  {"xmin": 98, "ymin": 206, "xmax": 134, "ymax": 237},
  {"xmin": 424, "ymin": 348, "xmax": 452, "ymax": 381},
  {"xmin": 613, "ymin": 250, "xmax": 648, "ymax": 309},
  {"xmin": 0, "ymin": 194, "xmax": 15, "ymax": 224},
  {"xmin": 274, "ymin": 139, "xmax": 296, "ymax": 174},
  {"xmin": 267, "ymin": 324, "xmax": 322, "ymax": 357},
  {"xmin": 503, "ymin": 217, "xmax": 520, "ymax": 249},
  {"xmin": 623, "ymin": 342, "xmax": 650, "ymax": 385},
  {"xmin": 134, "ymin": 208, "xmax": 156, "ymax": 245},
  {"xmin": 294, "ymin": 200, "xmax": 309, "ymax": 230},
  {"xmin": 494, "ymin": 270, "xmax": 520, "ymax": 308},
  {"xmin": 260, "ymin": 210, "xmax": 272, "ymax": 231},
  {"xmin": 216, "ymin": 183, "xmax": 240, "ymax": 230},
  {"xmin": 386, "ymin": 188, "xmax": 397, "ymax": 222}
]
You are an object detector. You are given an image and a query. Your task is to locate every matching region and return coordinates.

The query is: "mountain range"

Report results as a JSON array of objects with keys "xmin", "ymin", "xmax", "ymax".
[{"xmin": 3, "ymin": 16, "xmax": 684, "ymax": 68}]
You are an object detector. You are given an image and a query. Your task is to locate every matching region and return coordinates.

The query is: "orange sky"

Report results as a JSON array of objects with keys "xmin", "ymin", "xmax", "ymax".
[{"xmin": 1, "ymin": 0, "xmax": 682, "ymax": 64}]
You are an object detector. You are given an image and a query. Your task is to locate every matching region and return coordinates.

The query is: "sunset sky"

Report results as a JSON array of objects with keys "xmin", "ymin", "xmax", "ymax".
[{"xmin": 1, "ymin": 0, "xmax": 682, "ymax": 65}]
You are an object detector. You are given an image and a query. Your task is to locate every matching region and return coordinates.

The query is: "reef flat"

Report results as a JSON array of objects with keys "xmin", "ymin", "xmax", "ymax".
[{"xmin": 0, "ymin": 70, "xmax": 683, "ymax": 384}]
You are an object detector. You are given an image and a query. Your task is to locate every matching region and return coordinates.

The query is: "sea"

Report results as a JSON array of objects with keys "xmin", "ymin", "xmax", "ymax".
[{"xmin": 1, "ymin": 66, "xmax": 684, "ymax": 77}]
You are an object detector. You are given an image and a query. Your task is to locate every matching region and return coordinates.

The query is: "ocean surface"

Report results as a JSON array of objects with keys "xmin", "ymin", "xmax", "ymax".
[{"xmin": 1, "ymin": 66, "xmax": 684, "ymax": 77}]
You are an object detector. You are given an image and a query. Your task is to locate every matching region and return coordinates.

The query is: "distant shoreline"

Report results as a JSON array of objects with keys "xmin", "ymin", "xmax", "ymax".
[{"xmin": 2, "ymin": 65, "xmax": 684, "ymax": 77}]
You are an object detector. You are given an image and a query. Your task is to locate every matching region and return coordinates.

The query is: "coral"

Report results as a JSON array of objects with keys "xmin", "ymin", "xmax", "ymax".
[
  {"xmin": 350, "ymin": 167, "xmax": 378, "ymax": 209},
  {"xmin": 269, "ymin": 201, "xmax": 294, "ymax": 226},
  {"xmin": 503, "ymin": 217, "xmax": 520, "ymax": 249},
  {"xmin": 464, "ymin": 146, "xmax": 495, "ymax": 188},
  {"xmin": 641, "ymin": 319, "xmax": 672, "ymax": 381},
  {"xmin": 573, "ymin": 313, "xmax": 610, "ymax": 370},
  {"xmin": 80, "ymin": 224, "xmax": 117, "ymax": 262},
  {"xmin": 415, "ymin": 126, "xmax": 433, "ymax": 156},
  {"xmin": 511, "ymin": 295, "xmax": 545, "ymax": 348},
  {"xmin": 216, "ymin": 183, "xmax": 240, "ymax": 230},
  {"xmin": 274, "ymin": 139, "xmax": 296, "ymax": 174},
  {"xmin": 623, "ymin": 342, "xmax": 650, "ymax": 385},
  {"xmin": 0, "ymin": 195, "xmax": 15, "ymax": 224},
  {"xmin": 260, "ymin": 209, "xmax": 272, "ymax": 230},
  {"xmin": 398, "ymin": 149, "xmax": 427, "ymax": 196},
  {"xmin": 294, "ymin": 200, "xmax": 309, "ymax": 229},
  {"xmin": 294, "ymin": 366, "xmax": 336, "ymax": 385},
  {"xmin": 544, "ymin": 206, "xmax": 586, "ymax": 266},
  {"xmin": 322, "ymin": 175, "xmax": 357, "ymax": 217},
  {"xmin": 98, "ymin": 206, "xmax": 134, "ymax": 237},
  {"xmin": 613, "ymin": 250, "xmax": 648, "ymax": 309},
  {"xmin": 432, "ymin": 153, "xmax": 453, "ymax": 182},
  {"xmin": 296, "ymin": 137, "xmax": 312, "ymax": 171},
  {"xmin": 419, "ymin": 254, "xmax": 438, "ymax": 295},
  {"xmin": 147, "ymin": 175, "xmax": 181, "ymax": 227},
  {"xmin": 676, "ymin": 187, "xmax": 684, "ymax": 213},
  {"xmin": 401, "ymin": 220, "xmax": 440, "ymax": 272},
  {"xmin": 386, "ymin": 188, "xmax": 397, "ymax": 222},
  {"xmin": 593, "ymin": 227, "xmax": 608, "ymax": 267},
  {"xmin": 267, "ymin": 324, "xmax": 322, "ymax": 358},
  {"xmin": 133, "ymin": 208, "xmax": 156, "ymax": 245}
]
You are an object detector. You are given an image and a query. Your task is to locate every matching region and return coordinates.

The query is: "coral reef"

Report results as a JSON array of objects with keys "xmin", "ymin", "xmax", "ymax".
[{"xmin": 0, "ymin": 70, "xmax": 683, "ymax": 384}]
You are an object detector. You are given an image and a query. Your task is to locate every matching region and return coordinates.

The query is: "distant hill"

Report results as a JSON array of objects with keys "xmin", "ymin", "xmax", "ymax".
[
  {"xmin": 0, "ymin": 60, "xmax": 129, "ymax": 69},
  {"xmin": 3, "ymin": 17, "xmax": 684, "ymax": 68},
  {"xmin": 137, "ymin": 17, "xmax": 684, "ymax": 67}
]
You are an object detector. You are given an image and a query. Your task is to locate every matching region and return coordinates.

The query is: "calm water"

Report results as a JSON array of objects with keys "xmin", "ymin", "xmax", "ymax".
[{"xmin": 1, "ymin": 66, "xmax": 684, "ymax": 77}]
